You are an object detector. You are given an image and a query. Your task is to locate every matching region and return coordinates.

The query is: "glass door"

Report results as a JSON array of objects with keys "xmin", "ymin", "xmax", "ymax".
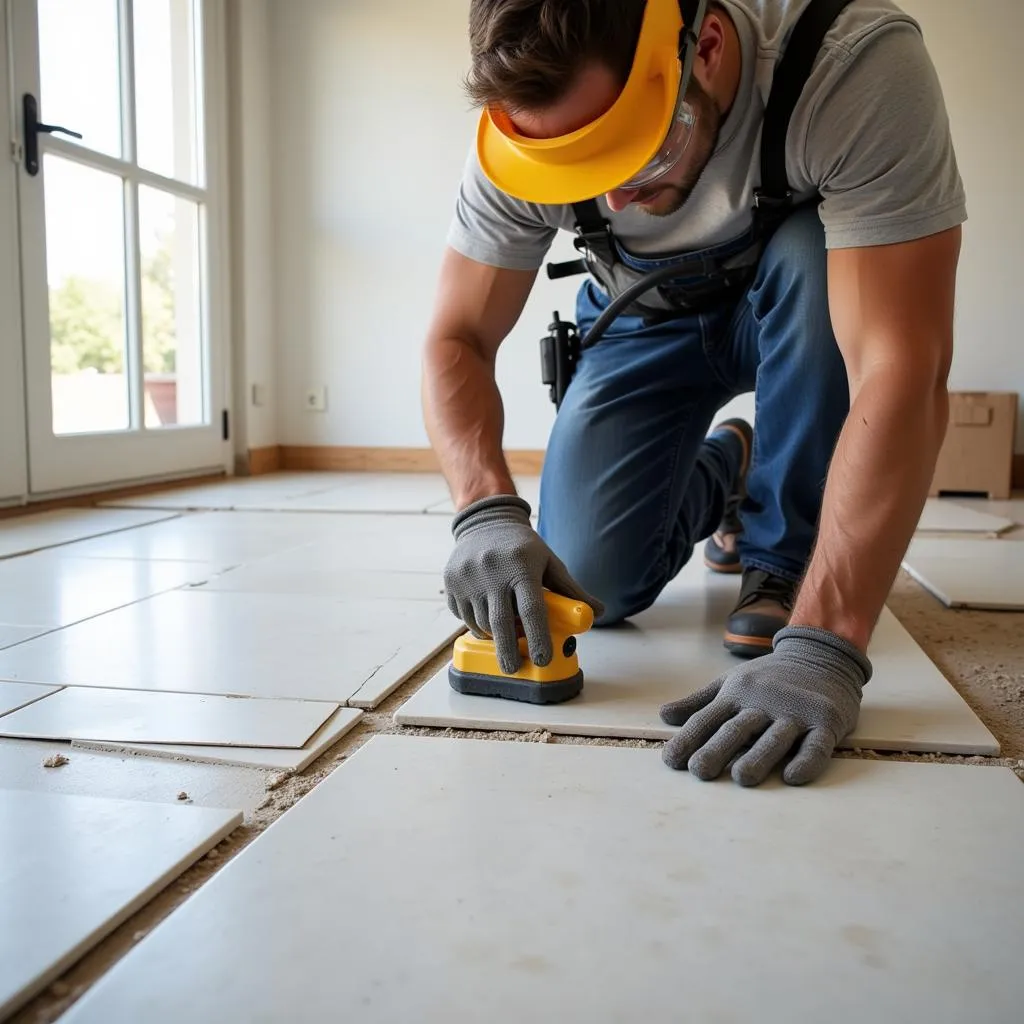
[{"xmin": 10, "ymin": 0, "xmax": 230, "ymax": 495}]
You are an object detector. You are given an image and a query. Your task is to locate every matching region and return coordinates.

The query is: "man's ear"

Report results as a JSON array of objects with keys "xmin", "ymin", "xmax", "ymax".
[{"xmin": 691, "ymin": 9, "xmax": 728, "ymax": 90}]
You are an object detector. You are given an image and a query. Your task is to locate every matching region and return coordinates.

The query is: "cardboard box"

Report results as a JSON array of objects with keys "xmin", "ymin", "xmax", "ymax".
[{"xmin": 929, "ymin": 391, "xmax": 1018, "ymax": 500}]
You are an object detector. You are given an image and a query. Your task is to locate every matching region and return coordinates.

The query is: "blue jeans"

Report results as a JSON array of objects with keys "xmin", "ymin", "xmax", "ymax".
[{"xmin": 536, "ymin": 205, "xmax": 850, "ymax": 625}]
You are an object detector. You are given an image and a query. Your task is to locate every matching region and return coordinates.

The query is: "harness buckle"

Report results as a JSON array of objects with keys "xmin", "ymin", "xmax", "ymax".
[
  {"xmin": 573, "ymin": 225, "xmax": 617, "ymax": 269},
  {"xmin": 752, "ymin": 188, "xmax": 794, "ymax": 210}
]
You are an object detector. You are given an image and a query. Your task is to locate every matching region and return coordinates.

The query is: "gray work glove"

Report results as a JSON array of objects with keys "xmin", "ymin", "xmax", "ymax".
[
  {"xmin": 659, "ymin": 625, "xmax": 872, "ymax": 787},
  {"xmin": 444, "ymin": 494, "xmax": 604, "ymax": 675}
]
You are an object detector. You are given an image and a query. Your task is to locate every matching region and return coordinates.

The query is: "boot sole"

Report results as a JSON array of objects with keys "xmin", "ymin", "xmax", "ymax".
[
  {"xmin": 722, "ymin": 631, "xmax": 774, "ymax": 658},
  {"xmin": 704, "ymin": 554, "xmax": 742, "ymax": 574}
]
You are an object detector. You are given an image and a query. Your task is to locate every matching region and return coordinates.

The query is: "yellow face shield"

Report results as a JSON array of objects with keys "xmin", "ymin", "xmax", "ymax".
[{"xmin": 476, "ymin": 0, "xmax": 707, "ymax": 205}]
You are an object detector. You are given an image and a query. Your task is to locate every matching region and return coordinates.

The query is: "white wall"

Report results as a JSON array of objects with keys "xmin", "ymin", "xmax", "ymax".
[
  {"xmin": 0, "ymin": 9, "xmax": 28, "ymax": 501},
  {"xmin": 226, "ymin": 0, "xmax": 279, "ymax": 456},
  {"xmin": 899, "ymin": 0, "xmax": 1024, "ymax": 451},
  {"xmin": 265, "ymin": 0, "xmax": 1021, "ymax": 453},
  {"xmin": 268, "ymin": 0, "xmax": 585, "ymax": 450}
]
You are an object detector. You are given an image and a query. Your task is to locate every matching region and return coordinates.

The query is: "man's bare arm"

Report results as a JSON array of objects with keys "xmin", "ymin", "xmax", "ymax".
[
  {"xmin": 790, "ymin": 226, "xmax": 962, "ymax": 649},
  {"xmin": 421, "ymin": 247, "xmax": 538, "ymax": 510}
]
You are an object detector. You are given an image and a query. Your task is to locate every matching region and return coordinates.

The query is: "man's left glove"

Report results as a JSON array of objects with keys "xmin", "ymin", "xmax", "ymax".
[{"xmin": 659, "ymin": 625, "xmax": 872, "ymax": 787}]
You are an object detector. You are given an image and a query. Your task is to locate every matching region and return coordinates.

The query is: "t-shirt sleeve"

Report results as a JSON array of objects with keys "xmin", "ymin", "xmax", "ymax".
[
  {"xmin": 445, "ymin": 146, "xmax": 559, "ymax": 270},
  {"xmin": 796, "ymin": 19, "xmax": 967, "ymax": 249}
]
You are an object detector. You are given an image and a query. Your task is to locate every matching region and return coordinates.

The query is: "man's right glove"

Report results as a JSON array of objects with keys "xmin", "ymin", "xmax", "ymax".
[{"xmin": 443, "ymin": 494, "xmax": 604, "ymax": 675}]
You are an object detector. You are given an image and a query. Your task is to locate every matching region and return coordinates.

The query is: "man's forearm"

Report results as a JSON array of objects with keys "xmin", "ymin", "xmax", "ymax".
[
  {"xmin": 791, "ymin": 370, "xmax": 949, "ymax": 650},
  {"xmin": 422, "ymin": 336, "xmax": 517, "ymax": 510}
]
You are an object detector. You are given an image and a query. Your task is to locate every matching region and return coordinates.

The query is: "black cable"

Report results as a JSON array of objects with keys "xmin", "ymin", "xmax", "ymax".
[{"xmin": 579, "ymin": 257, "xmax": 720, "ymax": 351}]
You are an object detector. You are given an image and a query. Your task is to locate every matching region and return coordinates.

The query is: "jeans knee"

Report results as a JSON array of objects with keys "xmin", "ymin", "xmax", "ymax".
[{"xmin": 550, "ymin": 541, "xmax": 661, "ymax": 627}]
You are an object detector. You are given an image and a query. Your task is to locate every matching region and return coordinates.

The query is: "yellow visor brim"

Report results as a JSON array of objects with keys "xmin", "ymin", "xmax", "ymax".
[{"xmin": 475, "ymin": 0, "xmax": 684, "ymax": 204}]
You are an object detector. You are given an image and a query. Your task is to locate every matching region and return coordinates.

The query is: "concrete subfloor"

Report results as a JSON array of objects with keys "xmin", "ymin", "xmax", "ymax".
[{"xmin": 9, "ymin": 525, "xmax": 1024, "ymax": 1023}]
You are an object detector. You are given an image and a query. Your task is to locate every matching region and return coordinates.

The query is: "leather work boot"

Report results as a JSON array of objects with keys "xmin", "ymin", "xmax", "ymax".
[
  {"xmin": 703, "ymin": 418, "xmax": 753, "ymax": 574},
  {"xmin": 723, "ymin": 567, "xmax": 798, "ymax": 657}
]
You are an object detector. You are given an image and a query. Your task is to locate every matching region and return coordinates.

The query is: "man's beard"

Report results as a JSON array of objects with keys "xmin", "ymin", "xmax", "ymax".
[{"xmin": 636, "ymin": 83, "xmax": 722, "ymax": 218}]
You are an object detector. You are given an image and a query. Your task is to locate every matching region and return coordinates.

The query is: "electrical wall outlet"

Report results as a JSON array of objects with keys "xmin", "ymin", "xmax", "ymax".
[
  {"xmin": 305, "ymin": 387, "xmax": 327, "ymax": 412},
  {"xmin": 251, "ymin": 383, "xmax": 267, "ymax": 407}
]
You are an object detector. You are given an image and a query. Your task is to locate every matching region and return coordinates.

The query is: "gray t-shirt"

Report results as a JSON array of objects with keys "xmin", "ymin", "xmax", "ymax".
[{"xmin": 445, "ymin": 0, "xmax": 967, "ymax": 290}]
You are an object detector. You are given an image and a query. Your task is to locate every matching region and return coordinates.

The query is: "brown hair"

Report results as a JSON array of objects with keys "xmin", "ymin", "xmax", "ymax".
[{"xmin": 463, "ymin": 0, "xmax": 647, "ymax": 113}]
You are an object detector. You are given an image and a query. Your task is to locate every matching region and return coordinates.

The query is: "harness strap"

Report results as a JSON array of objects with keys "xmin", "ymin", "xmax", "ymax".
[
  {"xmin": 570, "ymin": 198, "xmax": 617, "ymax": 270},
  {"xmin": 754, "ymin": 0, "xmax": 855, "ymax": 226}
]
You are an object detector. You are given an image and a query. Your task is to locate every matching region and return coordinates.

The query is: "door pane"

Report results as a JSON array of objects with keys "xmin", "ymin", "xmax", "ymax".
[
  {"xmin": 134, "ymin": 0, "xmax": 203, "ymax": 185},
  {"xmin": 139, "ymin": 187, "xmax": 205, "ymax": 428},
  {"xmin": 38, "ymin": 0, "xmax": 122, "ymax": 159},
  {"xmin": 44, "ymin": 156, "xmax": 129, "ymax": 435}
]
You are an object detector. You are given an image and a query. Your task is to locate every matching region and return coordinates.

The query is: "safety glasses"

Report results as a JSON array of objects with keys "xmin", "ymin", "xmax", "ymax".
[
  {"xmin": 615, "ymin": 0, "xmax": 705, "ymax": 192},
  {"xmin": 476, "ymin": 0, "xmax": 709, "ymax": 205}
]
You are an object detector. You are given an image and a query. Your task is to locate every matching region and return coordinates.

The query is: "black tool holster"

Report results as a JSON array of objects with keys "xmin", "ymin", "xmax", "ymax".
[{"xmin": 539, "ymin": 312, "xmax": 580, "ymax": 409}]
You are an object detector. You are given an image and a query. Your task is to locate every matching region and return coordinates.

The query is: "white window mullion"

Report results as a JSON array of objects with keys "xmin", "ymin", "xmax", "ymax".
[
  {"xmin": 119, "ymin": 0, "xmax": 137, "ymax": 164},
  {"xmin": 123, "ymin": 177, "xmax": 144, "ymax": 431},
  {"xmin": 119, "ymin": 0, "xmax": 144, "ymax": 430}
]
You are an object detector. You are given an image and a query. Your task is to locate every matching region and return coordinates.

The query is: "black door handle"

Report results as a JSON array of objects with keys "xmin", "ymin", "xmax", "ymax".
[{"xmin": 23, "ymin": 93, "xmax": 83, "ymax": 176}]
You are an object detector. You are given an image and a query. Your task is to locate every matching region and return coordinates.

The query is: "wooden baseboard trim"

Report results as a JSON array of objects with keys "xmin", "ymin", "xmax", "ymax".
[
  {"xmin": 279, "ymin": 446, "xmax": 544, "ymax": 475},
  {"xmin": 0, "ymin": 472, "xmax": 226, "ymax": 520},
  {"xmin": 247, "ymin": 445, "xmax": 283, "ymax": 475}
]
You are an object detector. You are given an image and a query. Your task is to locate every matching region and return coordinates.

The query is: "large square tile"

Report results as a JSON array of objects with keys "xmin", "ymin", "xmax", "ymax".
[
  {"xmin": 73, "ymin": 707, "xmax": 364, "ymax": 772},
  {"xmin": 56, "ymin": 736, "xmax": 1024, "ymax": 1024},
  {"xmin": 395, "ymin": 560, "xmax": 999, "ymax": 755},
  {"xmin": 916, "ymin": 498, "xmax": 1014, "ymax": 536},
  {"xmin": 0, "ymin": 508, "xmax": 178, "ymax": 559},
  {"xmin": 49, "ymin": 510, "xmax": 354, "ymax": 570},
  {"xmin": 0, "ymin": 686, "xmax": 338, "ymax": 747},
  {"xmin": 98, "ymin": 472, "xmax": 343, "ymax": 511},
  {"xmin": 0, "ymin": 737, "xmax": 271, "ymax": 816},
  {"xmin": 0, "ymin": 788, "xmax": 240, "ymax": 1020},
  {"xmin": 0, "ymin": 589, "xmax": 461, "ymax": 707},
  {"xmin": 0, "ymin": 552, "xmax": 209, "ymax": 630},
  {"xmin": 279, "ymin": 473, "xmax": 451, "ymax": 513},
  {"xmin": 193, "ymin": 515, "xmax": 456, "ymax": 600},
  {"xmin": 0, "ymin": 625, "xmax": 50, "ymax": 650},
  {"xmin": 902, "ymin": 537, "xmax": 1024, "ymax": 609},
  {"xmin": 0, "ymin": 681, "xmax": 60, "ymax": 717}
]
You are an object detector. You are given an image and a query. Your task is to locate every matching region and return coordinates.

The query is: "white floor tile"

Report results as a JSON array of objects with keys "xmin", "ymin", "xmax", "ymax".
[
  {"xmin": 73, "ymin": 707, "xmax": 364, "ymax": 772},
  {"xmin": 0, "ymin": 625, "xmax": 49, "ymax": 650},
  {"xmin": 0, "ymin": 508, "xmax": 177, "ymax": 559},
  {"xmin": 0, "ymin": 553, "xmax": 208, "ymax": 629},
  {"xmin": 57, "ymin": 735, "xmax": 1024, "ymax": 1024},
  {"xmin": 902, "ymin": 537, "xmax": 1024, "ymax": 609},
  {"xmin": 0, "ymin": 589, "xmax": 462, "ymax": 707},
  {"xmin": 98, "ymin": 472, "xmax": 344, "ymax": 511},
  {"xmin": 49, "ymin": 510, "xmax": 352, "ymax": 570},
  {"xmin": 395, "ymin": 561, "xmax": 998, "ymax": 755},
  {"xmin": 947, "ymin": 495, "xmax": 1024, "ymax": 524},
  {"xmin": 280, "ymin": 473, "xmax": 451, "ymax": 513},
  {"xmin": 0, "ymin": 681, "xmax": 60, "ymax": 717},
  {"xmin": 916, "ymin": 498, "xmax": 1015, "ymax": 535},
  {"xmin": 199, "ymin": 564, "xmax": 447, "ymax": 601},
  {"xmin": 0, "ymin": 788, "xmax": 241, "ymax": 1020},
  {"xmin": 179, "ymin": 514, "xmax": 455, "ymax": 595},
  {"xmin": 0, "ymin": 737, "xmax": 271, "ymax": 816},
  {"xmin": 0, "ymin": 687, "xmax": 338, "ymax": 747}
]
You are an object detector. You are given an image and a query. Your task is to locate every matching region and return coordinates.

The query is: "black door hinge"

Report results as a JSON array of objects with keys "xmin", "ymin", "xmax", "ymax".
[{"xmin": 222, "ymin": 409, "xmax": 229, "ymax": 440}]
